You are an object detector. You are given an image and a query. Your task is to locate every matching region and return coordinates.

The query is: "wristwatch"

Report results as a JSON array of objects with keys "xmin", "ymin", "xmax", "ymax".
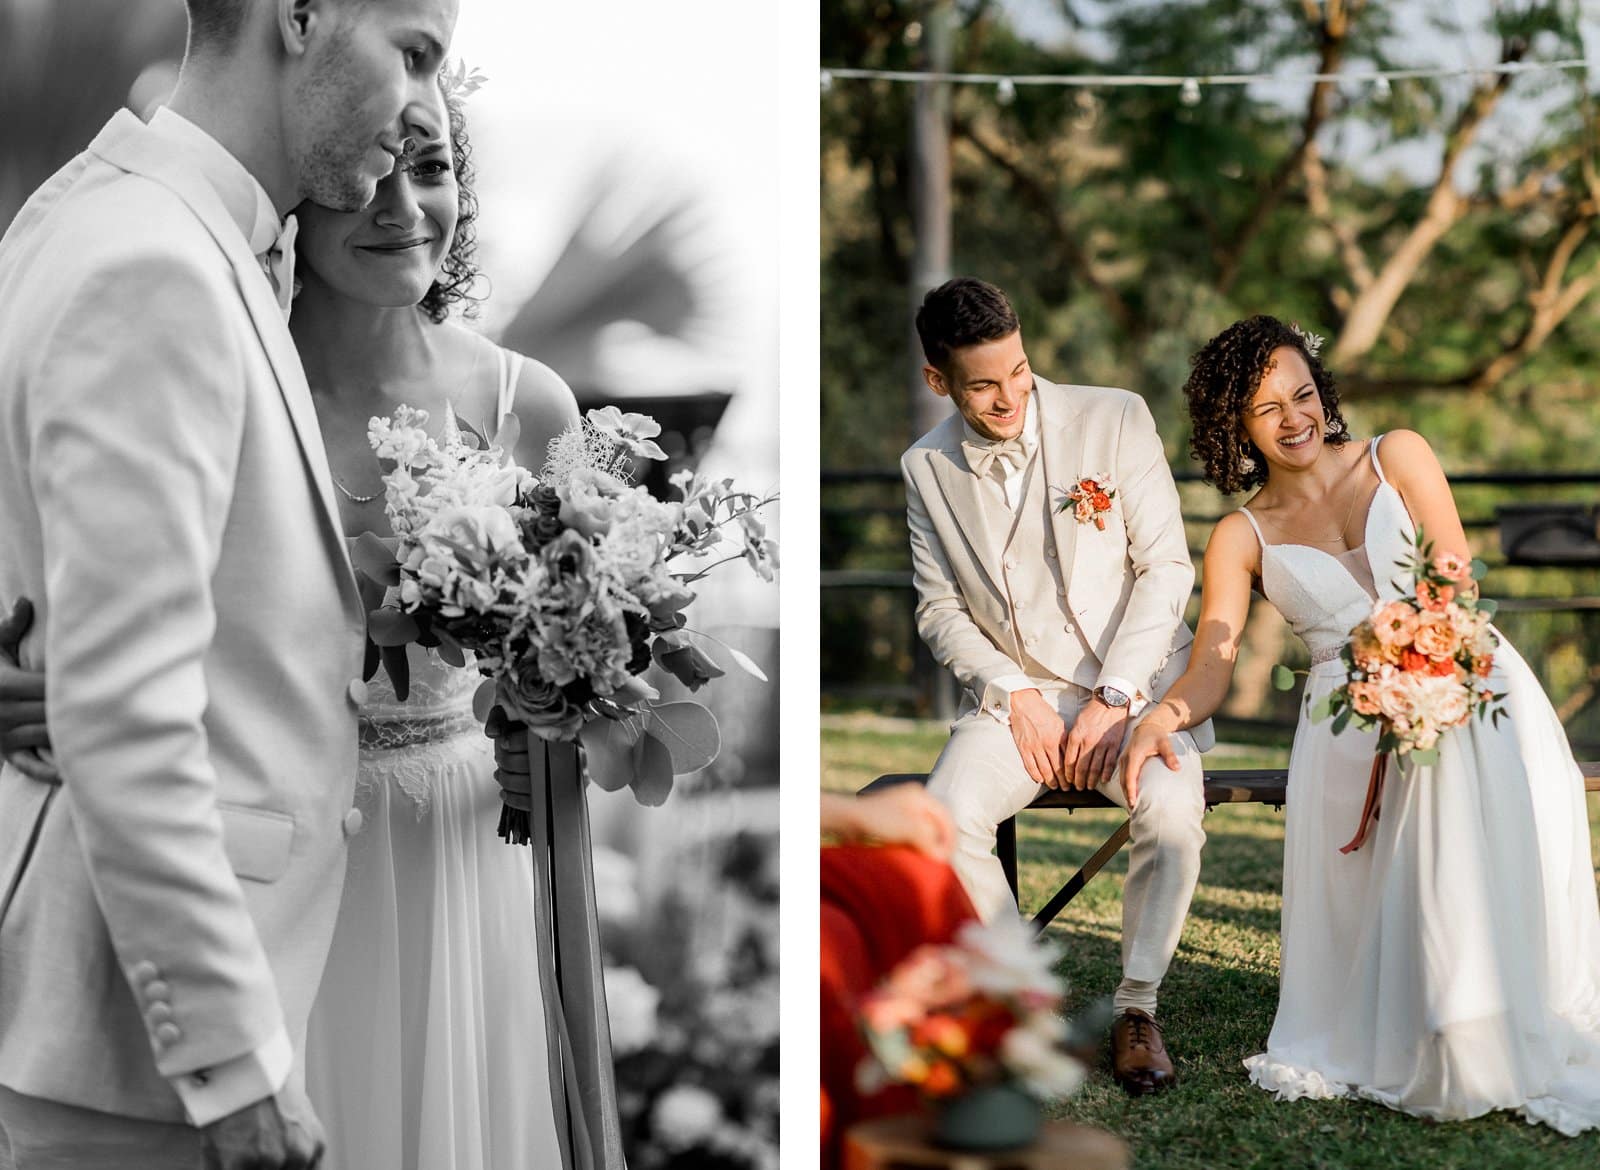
[{"xmin": 1094, "ymin": 685, "xmax": 1131, "ymax": 709}]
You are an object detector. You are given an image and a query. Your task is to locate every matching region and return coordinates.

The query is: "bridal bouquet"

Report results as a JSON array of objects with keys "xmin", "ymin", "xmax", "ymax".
[
  {"xmin": 857, "ymin": 917, "xmax": 1089, "ymax": 1106},
  {"xmin": 351, "ymin": 403, "xmax": 778, "ymax": 822},
  {"xmin": 1294, "ymin": 530, "xmax": 1506, "ymax": 764}
]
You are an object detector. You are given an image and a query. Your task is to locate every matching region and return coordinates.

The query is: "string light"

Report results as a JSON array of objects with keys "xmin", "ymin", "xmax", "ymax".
[
  {"xmin": 818, "ymin": 57, "xmax": 1588, "ymax": 100},
  {"xmin": 820, "ymin": 69, "xmax": 833, "ymax": 94},
  {"xmin": 996, "ymin": 77, "xmax": 1016, "ymax": 105}
]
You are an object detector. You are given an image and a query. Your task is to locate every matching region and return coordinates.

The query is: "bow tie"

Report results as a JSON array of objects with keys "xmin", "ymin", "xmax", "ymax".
[
  {"xmin": 962, "ymin": 434, "xmax": 1035, "ymax": 480},
  {"xmin": 256, "ymin": 214, "xmax": 298, "ymax": 322}
]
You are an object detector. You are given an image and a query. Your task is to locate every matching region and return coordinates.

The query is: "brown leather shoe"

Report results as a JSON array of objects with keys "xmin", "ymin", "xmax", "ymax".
[{"xmin": 1110, "ymin": 1009, "xmax": 1177, "ymax": 1096}]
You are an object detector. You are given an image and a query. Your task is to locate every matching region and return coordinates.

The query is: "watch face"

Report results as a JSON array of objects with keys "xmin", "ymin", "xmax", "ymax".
[{"xmin": 1099, "ymin": 688, "xmax": 1130, "ymax": 707}]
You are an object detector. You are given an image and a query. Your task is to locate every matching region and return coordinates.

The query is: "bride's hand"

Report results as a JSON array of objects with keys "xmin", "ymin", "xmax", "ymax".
[
  {"xmin": 0, "ymin": 597, "xmax": 56, "ymax": 783},
  {"xmin": 1117, "ymin": 713, "xmax": 1181, "ymax": 809}
]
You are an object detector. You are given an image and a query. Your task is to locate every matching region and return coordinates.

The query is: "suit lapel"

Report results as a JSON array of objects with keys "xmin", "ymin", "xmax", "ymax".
[
  {"xmin": 1035, "ymin": 379, "xmax": 1089, "ymax": 609},
  {"xmin": 928, "ymin": 437, "xmax": 1009, "ymax": 600},
  {"xmin": 88, "ymin": 113, "xmax": 358, "ymax": 607}
]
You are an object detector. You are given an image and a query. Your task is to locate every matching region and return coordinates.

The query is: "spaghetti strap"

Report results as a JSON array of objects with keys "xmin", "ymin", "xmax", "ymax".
[
  {"xmin": 1238, "ymin": 507, "xmax": 1267, "ymax": 548},
  {"xmin": 494, "ymin": 347, "xmax": 525, "ymax": 423},
  {"xmin": 1368, "ymin": 435, "xmax": 1388, "ymax": 485}
]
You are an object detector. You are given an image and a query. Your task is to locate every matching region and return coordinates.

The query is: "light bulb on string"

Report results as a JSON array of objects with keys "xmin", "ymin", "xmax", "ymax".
[
  {"xmin": 820, "ymin": 69, "xmax": 833, "ymax": 94},
  {"xmin": 1371, "ymin": 74, "xmax": 1391, "ymax": 100},
  {"xmin": 996, "ymin": 77, "xmax": 1016, "ymax": 106},
  {"xmin": 1180, "ymin": 77, "xmax": 1202, "ymax": 107},
  {"xmin": 1073, "ymin": 88, "xmax": 1100, "ymax": 129}
]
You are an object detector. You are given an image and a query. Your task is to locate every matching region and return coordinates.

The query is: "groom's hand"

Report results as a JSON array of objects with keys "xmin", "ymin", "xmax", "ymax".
[
  {"xmin": 1063, "ymin": 698, "xmax": 1130, "ymax": 791},
  {"xmin": 0, "ymin": 596, "xmax": 57, "ymax": 782},
  {"xmin": 201, "ymin": 1090, "xmax": 324, "ymax": 1170},
  {"xmin": 1009, "ymin": 689, "xmax": 1067, "ymax": 788}
]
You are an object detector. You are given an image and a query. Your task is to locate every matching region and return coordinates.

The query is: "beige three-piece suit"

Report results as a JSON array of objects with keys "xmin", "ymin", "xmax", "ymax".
[{"xmin": 903, "ymin": 377, "xmax": 1212, "ymax": 990}]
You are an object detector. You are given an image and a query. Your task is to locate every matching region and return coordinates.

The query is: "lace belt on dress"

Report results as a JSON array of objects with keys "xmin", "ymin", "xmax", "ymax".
[
  {"xmin": 358, "ymin": 709, "xmax": 482, "ymax": 750},
  {"xmin": 1310, "ymin": 643, "xmax": 1346, "ymax": 668}
]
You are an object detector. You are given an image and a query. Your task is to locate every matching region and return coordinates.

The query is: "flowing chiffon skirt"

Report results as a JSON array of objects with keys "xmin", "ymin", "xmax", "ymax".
[{"xmin": 1245, "ymin": 640, "xmax": 1600, "ymax": 1133}]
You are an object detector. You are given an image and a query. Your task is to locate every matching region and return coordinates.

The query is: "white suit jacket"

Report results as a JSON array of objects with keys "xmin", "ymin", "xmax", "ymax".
[
  {"xmin": 903, "ymin": 377, "xmax": 1214, "ymax": 749},
  {"xmin": 0, "ymin": 110, "xmax": 366, "ymax": 1123}
]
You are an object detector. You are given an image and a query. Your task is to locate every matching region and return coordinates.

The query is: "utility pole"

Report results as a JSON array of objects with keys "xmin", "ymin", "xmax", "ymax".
[
  {"xmin": 908, "ymin": 0, "xmax": 953, "ymax": 442},
  {"xmin": 907, "ymin": 0, "xmax": 958, "ymax": 720}
]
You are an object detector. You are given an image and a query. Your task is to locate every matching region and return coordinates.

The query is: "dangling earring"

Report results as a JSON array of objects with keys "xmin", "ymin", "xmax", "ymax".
[{"xmin": 1238, "ymin": 440, "xmax": 1257, "ymax": 474}]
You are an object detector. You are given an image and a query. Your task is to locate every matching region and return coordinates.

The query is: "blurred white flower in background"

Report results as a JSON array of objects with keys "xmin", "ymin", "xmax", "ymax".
[
  {"xmin": 649, "ymin": 1084, "xmax": 723, "ymax": 1151},
  {"xmin": 600, "ymin": 966, "xmax": 659, "ymax": 1056}
]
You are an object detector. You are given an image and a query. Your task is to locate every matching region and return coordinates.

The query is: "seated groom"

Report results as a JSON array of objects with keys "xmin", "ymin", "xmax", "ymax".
[{"xmin": 900, "ymin": 277, "xmax": 1213, "ymax": 1094}]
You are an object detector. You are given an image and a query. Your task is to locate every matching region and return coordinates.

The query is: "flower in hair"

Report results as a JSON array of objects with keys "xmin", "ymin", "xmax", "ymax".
[
  {"xmin": 1289, "ymin": 321, "xmax": 1325, "ymax": 358},
  {"xmin": 439, "ymin": 58, "xmax": 488, "ymax": 102}
]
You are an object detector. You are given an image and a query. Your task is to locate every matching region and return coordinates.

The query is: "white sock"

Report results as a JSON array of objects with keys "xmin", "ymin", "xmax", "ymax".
[{"xmin": 1113, "ymin": 976, "xmax": 1159, "ymax": 1017}]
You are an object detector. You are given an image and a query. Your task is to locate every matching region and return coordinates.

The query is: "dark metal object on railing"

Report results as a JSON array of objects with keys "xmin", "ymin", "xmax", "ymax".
[{"xmin": 1498, "ymin": 503, "xmax": 1600, "ymax": 567}]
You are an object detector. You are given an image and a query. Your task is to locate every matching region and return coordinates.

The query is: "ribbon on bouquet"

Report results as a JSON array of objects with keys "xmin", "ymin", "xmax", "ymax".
[
  {"xmin": 521, "ymin": 738, "xmax": 627, "ymax": 1170},
  {"xmin": 1338, "ymin": 752, "xmax": 1388, "ymax": 855}
]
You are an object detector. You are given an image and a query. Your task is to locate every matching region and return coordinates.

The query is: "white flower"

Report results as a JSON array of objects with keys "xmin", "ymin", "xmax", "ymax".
[
  {"xmin": 586, "ymin": 405, "xmax": 669, "ymax": 462},
  {"xmin": 591, "ymin": 848, "xmax": 639, "ymax": 926},
  {"xmin": 1000, "ymin": 1019, "xmax": 1086, "ymax": 1100},
  {"xmin": 651, "ymin": 1085, "xmax": 723, "ymax": 1150},
  {"xmin": 955, "ymin": 916, "xmax": 1063, "ymax": 1000},
  {"xmin": 602, "ymin": 966, "xmax": 659, "ymax": 1055}
]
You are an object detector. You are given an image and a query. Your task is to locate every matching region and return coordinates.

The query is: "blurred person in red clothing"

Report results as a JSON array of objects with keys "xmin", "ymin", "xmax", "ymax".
[{"xmin": 821, "ymin": 784, "xmax": 977, "ymax": 1168}]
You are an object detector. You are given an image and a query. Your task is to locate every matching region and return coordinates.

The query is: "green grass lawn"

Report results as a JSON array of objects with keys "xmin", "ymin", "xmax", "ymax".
[{"xmin": 823, "ymin": 714, "xmax": 1600, "ymax": 1170}]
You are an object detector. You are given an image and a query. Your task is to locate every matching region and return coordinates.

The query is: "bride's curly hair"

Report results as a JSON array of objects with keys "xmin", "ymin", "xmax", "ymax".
[
  {"xmin": 1182, "ymin": 315, "xmax": 1351, "ymax": 494},
  {"xmin": 418, "ymin": 87, "xmax": 484, "ymax": 324}
]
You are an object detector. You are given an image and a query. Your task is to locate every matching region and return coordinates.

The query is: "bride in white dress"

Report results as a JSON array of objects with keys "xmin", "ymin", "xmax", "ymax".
[{"xmin": 1121, "ymin": 315, "xmax": 1600, "ymax": 1132}]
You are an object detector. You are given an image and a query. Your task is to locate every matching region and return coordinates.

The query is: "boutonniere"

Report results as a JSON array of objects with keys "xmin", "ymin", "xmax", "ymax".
[{"xmin": 1055, "ymin": 474, "xmax": 1117, "ymax": 530}]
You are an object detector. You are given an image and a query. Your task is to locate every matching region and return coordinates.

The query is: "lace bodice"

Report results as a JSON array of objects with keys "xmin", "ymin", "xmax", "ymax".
[
  {"xmin": 1241, "ymin": 439, "xmax": 1414, "ymax": 665},
  {"xmin": 356, "ymin": 643, "xmax": 487, "ymax": 815}
]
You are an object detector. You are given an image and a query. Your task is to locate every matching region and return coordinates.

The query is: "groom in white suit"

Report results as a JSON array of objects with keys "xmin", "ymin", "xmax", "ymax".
[
  {"xmin": 902, "ymin": 278, "xmax": 1211, "ymax": 1094},
  {"xmin": 0, "ymin": 2, "xmax": 456, "ymax": 1166}
]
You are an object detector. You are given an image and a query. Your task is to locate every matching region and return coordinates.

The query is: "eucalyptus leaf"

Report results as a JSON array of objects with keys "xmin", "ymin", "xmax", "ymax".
[
  {"xmin": 362, "ymin": 634, "xmax": 380, "ymax": 682},
  {"xmin": 1476, "ymin": 598, "xmax": 1499, "ymax": 618},
  {"xmin": 581, "ymin": 720, "xmax": 640, "ymax": 792},
  {"xmin": 1410, "ymin": 748, "xmax": 1440, "ymax": 767},
  {"xmin": 644, "ymin": 701, "xmax": 720, "ymax": 774},
  {"xmin": 1331, "ymin": 708, "xmax": 1351, "ymax": 736},
  {"xmin": 628, "ymin": 732, "xmax": 676, "ymax": 807},
  {"xmin": 379, "ymin": 642, "xmax": 410, "ymax": 702},
  {"xmin": 433, "ymin": 632, "xmax": 467, "ymax": 669},
  {"xmin": 351, "ymin": 531, "xmax": 401, "ymax": 587},
  {"xmin": 368, "ymin": 607, "xmax": 420, "ymax": 647},
  {"xmin": 1470, "ymin": 558, "xmax": 1488, "ymax": 581},
  {"xmin": 1310, "ymin": 693, "xmax": 1335, "ymax": 721},
  {"xmin": 1270, "ymin": 664, "xmax": 1296, "ymax": 692},
  {"xmin": 472, "ymin": 680, "xmax": 497, "ymax": 724}
]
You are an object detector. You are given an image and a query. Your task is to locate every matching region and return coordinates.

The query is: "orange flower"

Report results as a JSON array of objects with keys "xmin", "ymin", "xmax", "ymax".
[
  {"xmin": 1416, "ymin": 580, "xmax": 1455, "ymax": 613},
  {"xmin": 1090, "ymin": 491, "xmax": 1112, "ymax": 511},
  {"xmin": 923, "ymin": 1060, "xmax": 962, "ymax": 1097},
  {"xmin": 1401, "ymin": 648, "xmax": 1430, "ymax": 675}
]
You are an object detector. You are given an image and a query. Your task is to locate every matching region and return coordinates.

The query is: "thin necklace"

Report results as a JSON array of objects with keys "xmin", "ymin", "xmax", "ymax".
[
  {"xmin": 330, "ymin": 341, "xmax": 486, "ymax": 505},
  {"xmin": 1303, "ymin": 460, "xmax": 1370, "ymax": 547}
]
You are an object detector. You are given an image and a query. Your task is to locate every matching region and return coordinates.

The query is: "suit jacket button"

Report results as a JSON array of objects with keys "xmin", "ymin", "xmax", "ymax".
[
  {"xmin": 147, "ymin": 1003, "xmax": 175, "ymax": 1026},
  {"xmin": 999, "ymin": 619, "xmax": 1011, "ymax": 631},
  {"xmin": 347, "ymin": 679, "xmax": 370, "ymax": 707},
  {"xmin": 1046, "ymin": 546, "xmax": 1057, "ymax": 557},
  {"xmin": 154, "ymin": 1022, "xmax": 181, "ymax": 1047},
  {"xmin": 1063, "ymin": 623, "xmax": 1074, "ymax": 634},
  {"xmin": 144, "ymin": 980, "xmax": 171, "ymax": 1003},
  {"xmin": 343, "ymin": 809, "xmax": 365, "ymax": 838},
  {"xmin": 1005, "ymin": 557, "xmax": 1019, "ymax": 570},
  {"xmin": 1014, "ymin": 600, "xmax": 1026, "ymax": 611},
  {"xmin": 131, "ymin": 961, "xmax": 159, "ymax": 985}
]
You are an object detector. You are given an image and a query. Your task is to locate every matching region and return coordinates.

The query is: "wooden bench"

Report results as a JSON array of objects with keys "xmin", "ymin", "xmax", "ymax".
[{"xmin": 864, "ymin": 763, "xmax": 1600, "ymax": 931}]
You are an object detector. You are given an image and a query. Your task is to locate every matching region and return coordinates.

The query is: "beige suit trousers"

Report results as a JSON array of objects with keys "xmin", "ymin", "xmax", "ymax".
[{"xmin": 927, "ymin": 685, "xmax": 1206, "ymax": 984}]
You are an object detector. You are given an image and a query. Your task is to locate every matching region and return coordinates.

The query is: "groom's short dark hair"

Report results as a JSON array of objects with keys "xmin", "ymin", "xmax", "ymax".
[{"xmin": 916, "ymin": 278, "xmax": 1020, "ymax": 371}]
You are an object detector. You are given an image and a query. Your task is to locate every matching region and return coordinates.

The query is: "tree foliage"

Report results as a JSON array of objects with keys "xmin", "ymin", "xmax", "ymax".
[{"xmin": 822, "ymin": 0, "xmax": 1600, "ymax": 467}]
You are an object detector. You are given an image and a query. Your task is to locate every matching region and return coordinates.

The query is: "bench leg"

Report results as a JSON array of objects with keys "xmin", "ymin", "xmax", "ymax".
[
  {"xmin": 998, "ymin": 816, "xmax": 1018, "ymax": 903},
  {"xmin": 1029, "ymin": 818, "xmax": 1132, "ymax": 933}
]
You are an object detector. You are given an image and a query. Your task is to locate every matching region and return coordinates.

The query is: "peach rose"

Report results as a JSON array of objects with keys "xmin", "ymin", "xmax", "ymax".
[
  {"xmin": 1374, "ymin": 671, "xmax": 1420, "ymax": 725},
  {"xmin": 1372, "ymin": 601, "xmax": 1419, "ymax": 648},
  {"xmin": 1348, "ymin": 681, "xmax": 1382, "ymax": 717},
  {"xmin": 1432, "ymin": 551, "xmax": 1473, "ymax": 583},
  {"xmin": 1411, "ymin": 613, "xmax": 1461, "ymax": 660}
]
